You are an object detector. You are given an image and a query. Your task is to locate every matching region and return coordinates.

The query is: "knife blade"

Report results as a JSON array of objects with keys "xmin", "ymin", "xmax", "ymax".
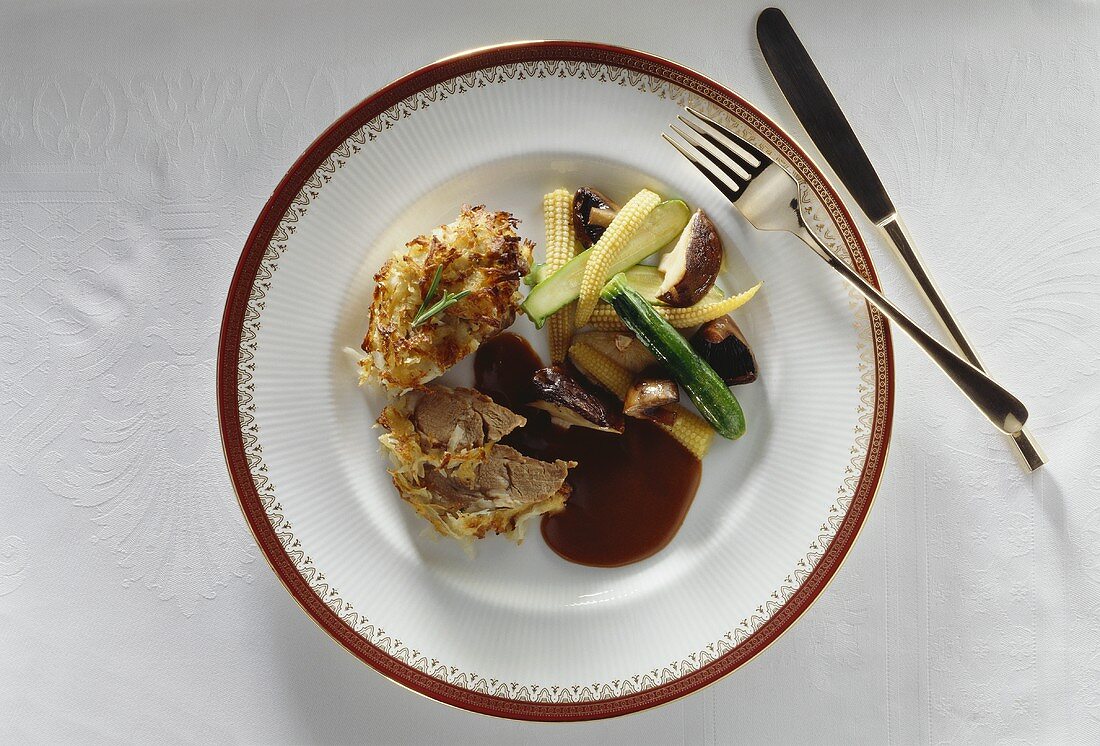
[
  {"xmin": 756, "ymin": 7, "xmax": 1046, "ymax": 470},
  {"xmin": 757, "ymin": 8, "xmax": 895, "ymax": 224}
]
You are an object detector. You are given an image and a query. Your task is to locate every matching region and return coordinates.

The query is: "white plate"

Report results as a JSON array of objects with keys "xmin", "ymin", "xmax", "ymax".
[{"xmin": 217, "ymin": 41, "xmax": 893, "ymax": 721}]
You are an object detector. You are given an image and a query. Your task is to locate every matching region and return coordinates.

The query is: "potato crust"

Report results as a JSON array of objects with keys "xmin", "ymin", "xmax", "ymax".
[{"xmin": 360, "ymin": 206, "xmax": 533, "ymax": 391}]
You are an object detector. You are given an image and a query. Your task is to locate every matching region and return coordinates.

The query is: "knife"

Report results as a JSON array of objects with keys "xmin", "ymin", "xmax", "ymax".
[{"xmin": 756, "ymin": 7, "xmax": 1046, "ymax": 471}]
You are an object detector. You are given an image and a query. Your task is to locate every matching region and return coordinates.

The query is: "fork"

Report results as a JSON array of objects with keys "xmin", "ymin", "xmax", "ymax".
[{"xmin": 664, "ymin": 106, "xmax": 1028, "ymax": 435}]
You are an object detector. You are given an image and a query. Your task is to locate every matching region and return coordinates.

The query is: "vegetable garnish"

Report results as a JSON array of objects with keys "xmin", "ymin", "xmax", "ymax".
[
  {"xmin": 412, "ymin": 265, "xmax": 472, "ymax": 327},
  {"xmin": 599, "ymin": 273, "xmax": 746, "ymax": 440},
  {"xmin": 656, "ymin": 209, "xmax": 722, "ymax": 307}
]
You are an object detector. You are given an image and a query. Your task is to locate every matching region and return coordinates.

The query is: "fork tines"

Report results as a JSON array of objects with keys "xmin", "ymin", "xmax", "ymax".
[{"xmin": 663, "ymin": 106, "xmax": 771, "ymax": 202}]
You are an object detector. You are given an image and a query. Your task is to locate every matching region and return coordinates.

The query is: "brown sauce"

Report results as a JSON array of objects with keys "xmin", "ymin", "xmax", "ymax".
[{"xmin": 474, "ymin": 333, "xmax": 701, "ymax": 567}]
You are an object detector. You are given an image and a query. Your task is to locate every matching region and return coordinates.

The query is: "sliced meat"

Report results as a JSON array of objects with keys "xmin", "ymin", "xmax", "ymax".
[
  {"xmin": 411, "ymin": 387, "xmax": 525, "ymax": 450},
  {"xmin": 423, "ymin": 445, "xmax": 571, "ymax": 510},
  {"xmin": 477, "ymin": 445, "xmax": 571, "ymax": 503},
  {"xmin": 378, "ymin": 384, "xmax": 574, "ymax": 543},
  {"xmin": 423, "ymin": 469, "xmax": 476, "ymax": 511}
]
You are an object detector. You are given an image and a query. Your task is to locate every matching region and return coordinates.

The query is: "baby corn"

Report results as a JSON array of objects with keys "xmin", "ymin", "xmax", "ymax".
[
  {"xmin": 568, "ymin": 340, "xmax": 633, "ymax": 398},
  {"xmin": 543, "ymin": 189, "xmax": 577, "ymax": 363},
  {"xmin": 575, "ymin": 189, "xmax": 661, "ymax": 327},
  {"xmin": 587, "ymin": 282, "xmax": 762, "ymax": 331},
  {"xmin": 658, "ymin": 404, "xmax": 715, "ymax": 459}
]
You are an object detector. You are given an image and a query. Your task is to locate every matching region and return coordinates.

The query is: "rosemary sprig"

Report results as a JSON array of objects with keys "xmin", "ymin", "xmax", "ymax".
[{"xmin": 412, "ymin": 265, "xmax": 471, "ymax": 327}]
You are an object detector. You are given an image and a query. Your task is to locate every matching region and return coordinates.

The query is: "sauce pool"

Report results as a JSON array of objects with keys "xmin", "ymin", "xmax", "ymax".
[{"xmin": 474, "ymin": 333, "xmax": 701, "ymax": 567}]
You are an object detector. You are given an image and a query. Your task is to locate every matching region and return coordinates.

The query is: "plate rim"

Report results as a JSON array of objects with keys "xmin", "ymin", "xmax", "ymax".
[{"xmin": 216, "ymin": 39, "xmax": 895, "ymax": 721}]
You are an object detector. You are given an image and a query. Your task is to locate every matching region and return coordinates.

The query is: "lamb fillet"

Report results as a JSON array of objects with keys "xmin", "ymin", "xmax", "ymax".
[
  {"xmin": 377, "ymin": 385, "xmax": 574, "ymax": 543},
  {"xmin": 424, "ymin": 445, "xmax": 571, "ymax": 509},
  {"xmin": 410, "ymin": 387, "xmax": 524, "ymax": 450}
]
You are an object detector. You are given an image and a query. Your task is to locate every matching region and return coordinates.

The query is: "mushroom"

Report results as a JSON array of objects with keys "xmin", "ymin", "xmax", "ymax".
[
  {"xmin": 529, "ymin": 365, "xmax": 625, "ymax": 433},
  {"xmin": 623, "ymin": 367, "xmax": 680, "ymax": 426},
  {"xmin": 656, "ymin": 209, "xmax": 723, "ymax": 307},
  {"xmin": 690, "ymin": 315, "xmax": 757, "ymax": 385},
  {"xmin": 572, "ymin": 187, "xmax": 620, "ymax": 248}
]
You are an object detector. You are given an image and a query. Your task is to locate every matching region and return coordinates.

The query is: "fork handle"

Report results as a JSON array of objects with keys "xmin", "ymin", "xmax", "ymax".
[
  {"xmin": 879, "ymin": 216, "xmax": 1045, "ymax": 469},
  {"xmin": 794, "ymin": 224, "xmax": 1029, "ymax": 434}
]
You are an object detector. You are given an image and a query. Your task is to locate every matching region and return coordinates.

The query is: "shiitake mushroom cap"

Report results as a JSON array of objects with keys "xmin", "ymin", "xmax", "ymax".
[
  {"xmin": 690, "ymin": 315, "xmax": 757, "ymax": 385},
  {"xmin": 572, "ymin": 187, "xmax": 620, "ymax": 248},
  {"xmin": 530, "ymin": 364, "xmax": 625, "ymax": 433},
  {"xmin": 623, "ymin": 366, "xmax": 680, "ymax": 425},
  {"xmin": 656, "ymin": 209, "xmax": 723, "ymax": 308}
]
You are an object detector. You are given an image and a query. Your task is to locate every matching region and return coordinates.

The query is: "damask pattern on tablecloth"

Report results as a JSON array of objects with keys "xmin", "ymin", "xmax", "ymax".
[
  {"xmin": 0, "ymin": 65, "xmax": 361, "ymax": 615},
  {"xmin": 0, "ymin": 534, "xmax": 28, "ymax": 597},
  {"xmin": 858, "ymin": 50, "xmax": 1100, "ymax": 407},
  {"xmin": 1, "ymin": 27, "xmax": 1099, "ymax": 737},
  {"xmin": 850, "ymin": 48, "xmax": 1100, "ymax": 743},
  {"xmin": 0, "ymin": 73, "xmax": 223, "ymax": 612}
]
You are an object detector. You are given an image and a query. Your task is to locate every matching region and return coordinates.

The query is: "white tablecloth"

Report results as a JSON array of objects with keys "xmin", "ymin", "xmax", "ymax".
[{"xmin": 3, "ymin": 1, "xmax": 1099, "ymax": 742}]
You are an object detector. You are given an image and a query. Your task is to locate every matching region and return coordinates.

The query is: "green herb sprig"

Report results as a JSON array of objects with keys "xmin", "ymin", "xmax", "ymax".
[{"xmin": 412, "ymin": 265, "xmax": 472, "ymax": 327}]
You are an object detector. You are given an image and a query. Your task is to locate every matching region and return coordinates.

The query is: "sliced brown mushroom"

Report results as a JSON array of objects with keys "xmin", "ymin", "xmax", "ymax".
[
  {"xmin": 529, "ymin": 365, "xmax": 625, "ymax": 433},
  {"xmin": 657, "ymin": 209, "xmax": 723, "ymax": 307},
  {"xmin": 623, "ymin": 367, "xmax": 680, "ymax": 425},
  {"xmin": 690, "ymin": 315, "xmax": 757, "ymax": 385},
  {"xmin": 572, "ymin": 187, "xmax": 620, "ymax": 248}
]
